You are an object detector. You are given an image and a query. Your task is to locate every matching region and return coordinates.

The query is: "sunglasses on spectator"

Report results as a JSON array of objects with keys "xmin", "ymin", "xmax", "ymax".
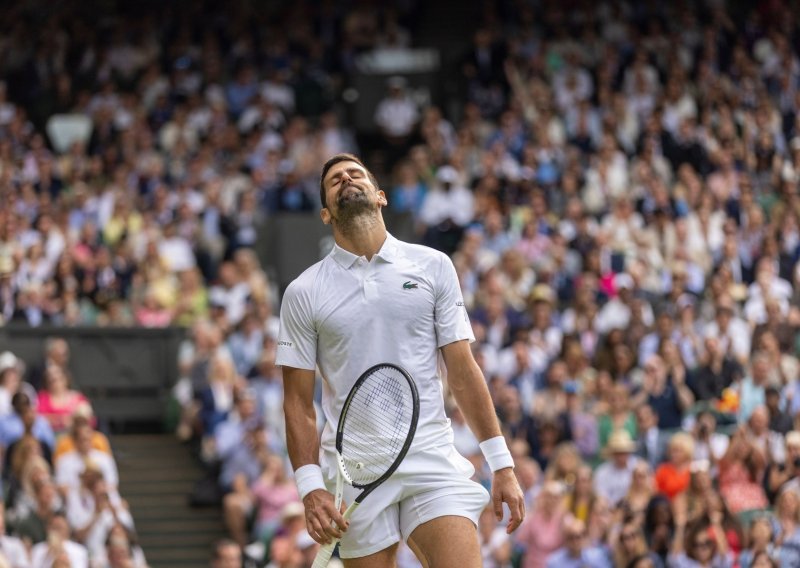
[{"xmin": 621, "ymin": 531, "xmax": 638, "ymax": 541}]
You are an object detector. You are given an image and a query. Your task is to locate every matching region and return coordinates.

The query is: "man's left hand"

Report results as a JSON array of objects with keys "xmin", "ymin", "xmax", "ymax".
[{"xmin": 491, "ymin": 467, "xmax": 525, "ymax": 534}]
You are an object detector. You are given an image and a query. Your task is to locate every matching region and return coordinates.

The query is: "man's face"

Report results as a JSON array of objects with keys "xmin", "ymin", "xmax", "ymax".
[
  {"xmin": 637, "ymin": 407, "xmax": 655, "ymax": 430},
  {"xmin": 612, "ymin": 452, "xmax": 630, "ymax": 468},
  {"xmin": 565, "ymin": 526, "xmax": 585, "ymax": 555},
  {"xmin": 52, "ymin": 341, "xmax": 69, "ymax": 365},
  {"xmin": 213, "ymin": 544, "xmax": 241, "ymax": 568},
  {"xmin": 76, "ymin": 427, "xmax": 93, "ymax": 453},
  {"xmin": 320, "ymin": 161, "xmax": 386, "ymax": 226}
]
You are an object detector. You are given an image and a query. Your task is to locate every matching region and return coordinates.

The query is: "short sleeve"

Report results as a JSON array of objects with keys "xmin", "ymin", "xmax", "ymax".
[
  {"xmin": 433, "ymin": 253, "xmax": 474, "ymax": 348},
  {"xmin": 275, "ymin": 280, "xmax": 317, "ymax": 371}
]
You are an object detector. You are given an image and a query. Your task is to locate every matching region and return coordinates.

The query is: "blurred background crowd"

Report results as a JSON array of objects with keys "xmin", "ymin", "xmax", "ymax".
[{"xmin": 2, "ymin": 0, "xmax": 800, "ymax": 566}]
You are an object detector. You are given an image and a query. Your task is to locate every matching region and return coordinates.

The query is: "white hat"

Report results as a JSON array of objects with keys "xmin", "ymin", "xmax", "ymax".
[
  {"xmin": 436, "ymin": 166, "xmax": 458, "ymax": 185},
  {"xmin": 0, "ymin": 352, "xmax": 19, "ymax": 373}
]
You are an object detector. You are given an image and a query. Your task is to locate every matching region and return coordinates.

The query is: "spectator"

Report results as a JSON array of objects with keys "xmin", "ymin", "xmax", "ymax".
[
  {"xmin": 635, "ymin": 404, "xmax": 669, "ymax": 470},
  {"xmin": 688, "ymin": 337, "xmax": 741, "ymax": 404},
  {"xmin": 764, "ymin": 386, "xmax": 794, "ymax": 436},
  {"xmin": 418, "ymin": 166, "xmax": 474, "ymax": 254},
  {"xmin": 690, "ymin": 412, "xmax": 729, "ymax": 468},
  {"xmin": 52, "ymin": 409, "xmax": 111, "ymax": 463},
  {"xmin": 250, "ymin": 454, "xmax": 299, "ymax": 543},
  {"xmin": 737, "ymin": 517, "xmax": 777, "ymax": 568},
  {"xmin": 774, "ymin": 489, "xmax": 800, "ymax": 567},
  {"xmin": 620, "ymin": 461, "xmax": 656, "ymax": 523},
  {"xmin": 12, "ymin": 478, "xmax": 62, "ymax": 546},
  {"xmin": 516, "ymin": 481, "xmax": 567, "ymax": 568},
  {"xmin": 766, "ymin": 430, "xmax": 800, "ymax": 501},
  {"xmin": 613, "ymin": 520, "xmax": 661, "ymax": 568},
  {"xmin": 718, "ymin": 428, "xmax": 768, "ymax": 515},
  {"xmin": 655, "ymin": 434, "xmax": 695, "ymax": 502},
  {"xmin": 668, "ymin": 504, "xmax": 732, "ymax": 568},
  {"xmin": 598, "ymin": 385, "xmax": 638, "ymax": 455},
  {"xmin": 210, "ymin": 539, "xmax": 241, "ymax": 568},
  {"xmin": 55, "ymin": 421, "xmax": 118, "ymax": 495},
  {"xmin": 738, "ymin": 355, "xmax": 771, "ymax": 424},
  {"xmin": 36, "ymin": 365, "xmax": 91, "ymax": 435},
  {"xmin": 103, "ymin": 524, "xmax": 148, "ymax": 568},
  {"xmin": 227, "ymin": 313, "xmax": 264, "ymax": 378},
  {"xmin": 29, "ymin": 512, "xmax": 88, "ymax": 568},
  {"xmin": 30, "ymin": 340, "xmax": 70, "ymax": 391},
  {"xmin": 641, "ymin": 354, "xmax": 694, "ymax": 431},
  {"xmin": 0, "ymin": 501, "xmax": 30, "ymax": 568},
  {"xmin": 217, "ymin": 391, "xmax": 266, "ymax": 547},
  {"xmin": 643, "ymin": 496, "xmax": 675, "ymax": 566},
  {"xmin": 0, "ymin": 392, "xmax": 55, "ymax": 455},
  {"xmin": 0, "ymin": 352, "xmax": 37, "ymax": 418},
  {"xmin": 745, "ymin": 406, "xmax": 786, "ymax": 466},
  {"xmin": 545, "ymin": 516, "xmax": 611, "ymax": 568},
  {"xmin": 374, "ymin": 77, "xmax": 419, "ymax": 168},
  {"xmin": 594, "ymin": 430, "xmax": 642, "ymax": 507},
  {"xmin": 198, "ymin": 353, "xmax": 238, "ymax": 437},
  {"xmin": 66, "ymin": 467, "xmax": 135, "ymax": 564}
]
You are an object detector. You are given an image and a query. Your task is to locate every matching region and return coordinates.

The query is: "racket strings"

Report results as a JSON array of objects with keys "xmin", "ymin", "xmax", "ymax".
[{"xmin": 340, "ymin": 367, "xmax": 414, "ymax": 486}]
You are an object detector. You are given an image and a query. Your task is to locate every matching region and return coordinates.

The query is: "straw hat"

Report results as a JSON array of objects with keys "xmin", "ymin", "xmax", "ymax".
[{"xmin": 606, "ymin": 430, "xmax": 637, "ymax": 454}]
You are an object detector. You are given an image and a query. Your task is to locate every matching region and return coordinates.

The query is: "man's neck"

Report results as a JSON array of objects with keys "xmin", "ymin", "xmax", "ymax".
[{"xmin": 333, "ymin": 215, "xmax": 387, "ymax": 261}]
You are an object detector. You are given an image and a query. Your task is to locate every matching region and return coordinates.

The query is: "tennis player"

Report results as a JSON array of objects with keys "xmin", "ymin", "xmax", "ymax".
[{"xmin": 277, "ymin": 153, "xmax": 525, "ymax": 567}]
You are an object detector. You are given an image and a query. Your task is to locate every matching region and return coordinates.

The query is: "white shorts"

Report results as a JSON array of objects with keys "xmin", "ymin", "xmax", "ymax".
[{"xmin": 322, "ymin": 443, "xmax": 490, "ymax": 559}]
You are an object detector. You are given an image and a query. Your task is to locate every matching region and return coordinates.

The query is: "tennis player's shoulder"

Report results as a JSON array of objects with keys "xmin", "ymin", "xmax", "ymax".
[
  {"xmin": 284, "ymin": 257, "xmax": 331, "ymax": 297},
  {"xmin": 396, "ymin": 240, "xmax": 451, "ymax": 267}
]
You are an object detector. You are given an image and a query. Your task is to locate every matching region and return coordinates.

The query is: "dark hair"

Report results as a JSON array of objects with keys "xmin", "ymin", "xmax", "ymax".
[
  {"xmin": 11, "ymin": 391, "xmax": 31, "ymax": 413},
  {"xmin": 626, "ymin": 554, "xmax": 655, "ymax": 568},
  {"xmin": 319, "ymin": 153, "xmax": 379, "ymax": 208}
]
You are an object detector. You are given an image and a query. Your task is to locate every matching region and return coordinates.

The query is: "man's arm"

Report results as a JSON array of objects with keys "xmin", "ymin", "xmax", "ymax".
[
  {"xmin": 283, "ymin": 366, "xmax": 347, "ymax": 544},
  {"xmin": 440, "ymin": 340, "xmax": 525, "ymax": 533}
]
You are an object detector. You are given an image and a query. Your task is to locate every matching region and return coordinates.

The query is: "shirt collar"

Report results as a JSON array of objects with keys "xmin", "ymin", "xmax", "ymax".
[{"xmin": 330, "ymin": 232, "xmax": 398, "ymax": 268}]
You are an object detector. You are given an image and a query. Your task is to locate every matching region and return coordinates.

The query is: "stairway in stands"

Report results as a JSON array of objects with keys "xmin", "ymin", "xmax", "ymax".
[{"xmin": 113, "ymin": 434, "xmax": 227, "ymax": 567}]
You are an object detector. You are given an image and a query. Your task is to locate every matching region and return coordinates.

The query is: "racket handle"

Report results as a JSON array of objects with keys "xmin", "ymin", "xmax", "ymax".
[
  {"xmin": 311, "ymin": 502, "xmax": 359, "ymax": 568},
  {"xmin": 311, "ymin": 541, "xmax": 338, "ymax": 568}
]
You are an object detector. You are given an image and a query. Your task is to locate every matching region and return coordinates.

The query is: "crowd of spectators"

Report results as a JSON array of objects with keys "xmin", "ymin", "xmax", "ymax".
[
  {"xmin": 3, "ymin": 0, "xmax": 800, "ymax": 567},
  {"xmin": 0, "ymin": 343, "xmax": 143, "ymax": 567}
]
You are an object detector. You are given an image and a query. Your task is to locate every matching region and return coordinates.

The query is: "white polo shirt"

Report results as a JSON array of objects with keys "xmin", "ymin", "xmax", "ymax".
[{"xmin": 276, "ymin": 233, "xmax": 474, "ymax": 461}]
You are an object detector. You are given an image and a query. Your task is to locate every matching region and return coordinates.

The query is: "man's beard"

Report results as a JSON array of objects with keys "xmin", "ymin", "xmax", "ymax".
[{"xmin": 333, "ymin": 186, "xmax": 375, "ymax": 228}]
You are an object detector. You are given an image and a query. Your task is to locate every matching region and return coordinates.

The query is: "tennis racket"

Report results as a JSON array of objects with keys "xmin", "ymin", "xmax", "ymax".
[{"xmin": 311, "ymin": 363, "xmax": 419, "ymax": 568}]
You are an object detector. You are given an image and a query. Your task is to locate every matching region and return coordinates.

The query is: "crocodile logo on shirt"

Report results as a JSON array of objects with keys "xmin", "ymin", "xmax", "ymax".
[{"xmin": 402, "ymin": 281, "xmax": 418, "ymax": 289}]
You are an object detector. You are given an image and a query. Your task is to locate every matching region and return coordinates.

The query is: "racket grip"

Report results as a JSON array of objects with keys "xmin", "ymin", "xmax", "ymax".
[
  {"xmin": 312, "ymin": 540, "xmax": 338, "ymax": 568},
  {"xmin": 311, "ymin": 502, "xmax": 359, "ymax": 568}
]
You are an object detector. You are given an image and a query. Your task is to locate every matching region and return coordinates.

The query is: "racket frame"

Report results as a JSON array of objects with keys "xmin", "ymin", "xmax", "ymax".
[{"xmin": 312, "ymin": 363, "xmax": 419, "ymax": 568}]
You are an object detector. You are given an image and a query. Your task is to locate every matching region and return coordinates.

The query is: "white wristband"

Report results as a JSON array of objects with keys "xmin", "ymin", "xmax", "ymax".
[
  {"xmin": 480, "ymin": 436, "xmax": 514, "ymax": 472},
  {"xmin": 294, "ymin": 464, "xmax": 326, "ymax": 500}
]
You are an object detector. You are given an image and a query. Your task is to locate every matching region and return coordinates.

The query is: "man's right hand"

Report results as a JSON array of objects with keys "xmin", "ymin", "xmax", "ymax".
[{"xmin": 303, "ymin": 489, "xmax": 349, "ymax": 545}]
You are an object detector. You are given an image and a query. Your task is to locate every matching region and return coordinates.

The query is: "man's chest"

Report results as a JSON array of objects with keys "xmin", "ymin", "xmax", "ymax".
[{"xmin": 316, "ymin": 262, "xmax": 437, "ymax": 340}]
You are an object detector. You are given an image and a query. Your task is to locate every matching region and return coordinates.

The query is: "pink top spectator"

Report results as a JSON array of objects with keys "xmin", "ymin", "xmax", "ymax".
[
  {"xmin": 252, "ymin": 479, "xmax": 299, "ymax": 526},
  {"xmin": 37, "ymin": 390, "xmax": 91, "ymax": 434},
  {"xmin": 516, "ymin": 506, "xmax": 565, "ymax": 568}
]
